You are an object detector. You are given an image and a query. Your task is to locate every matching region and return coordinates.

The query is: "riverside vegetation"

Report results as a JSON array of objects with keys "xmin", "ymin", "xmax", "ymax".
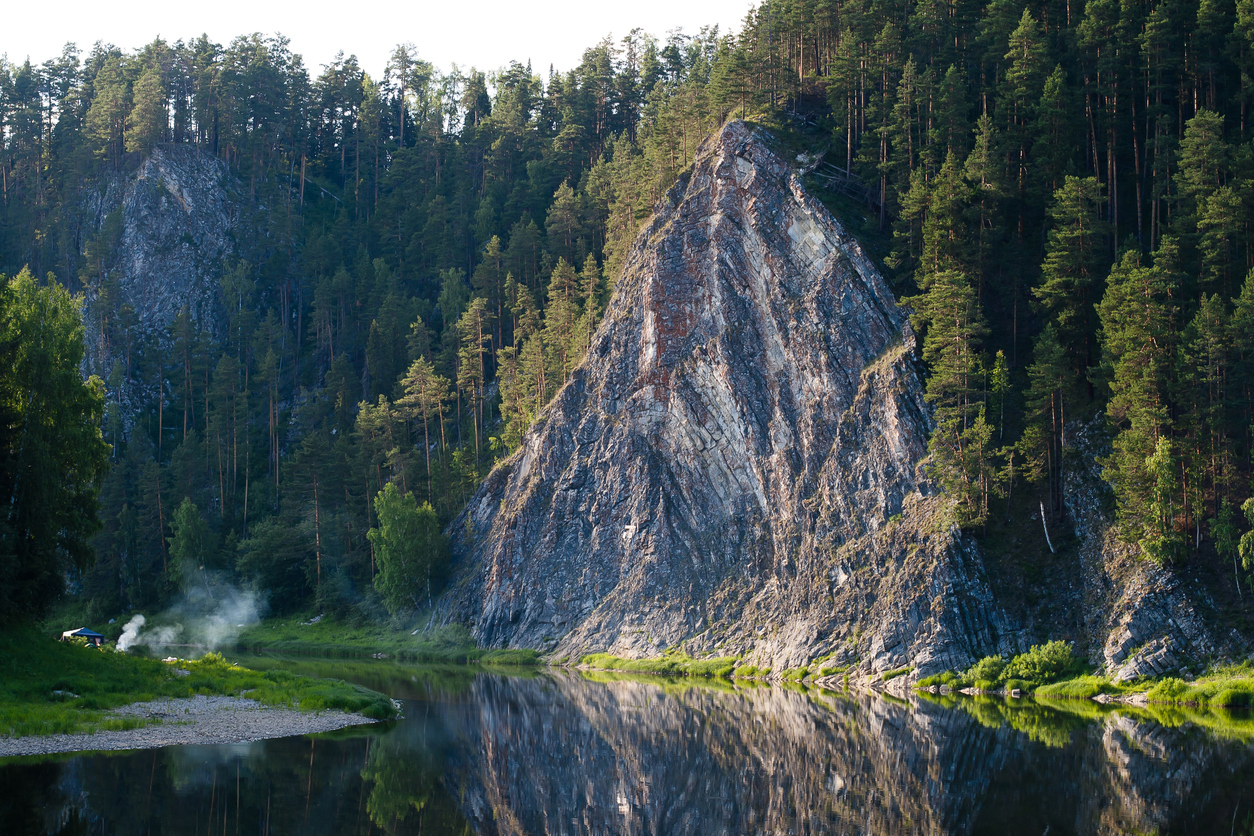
[
  {"xmin": 919, "ymin": 639, "xmax": 1254, "ymax": 708},
  {"xmin": 0, "ymin": 627, "xmax": 396, "ymax": 740}
]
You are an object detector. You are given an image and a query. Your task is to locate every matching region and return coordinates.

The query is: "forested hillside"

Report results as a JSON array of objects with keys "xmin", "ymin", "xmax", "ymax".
[{"xmin": 5, "ymin": 0, "xmax": 1254, "ymax": 624}]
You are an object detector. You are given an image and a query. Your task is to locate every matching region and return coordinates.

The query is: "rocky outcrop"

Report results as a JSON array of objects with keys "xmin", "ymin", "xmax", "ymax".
[
  {"xmin": 442, "ymin": 121, "xmax": 1019, "ymax": 674},
  {"xmin": 1064, "ymin": 419, "xmax": 1239, "ymax": 680},
  {"xmin": 80, "ymin": 145, "xmax": 237, "ymax": 391}
]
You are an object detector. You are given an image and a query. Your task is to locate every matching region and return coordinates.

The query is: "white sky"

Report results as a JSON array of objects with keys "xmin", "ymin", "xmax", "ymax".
[{"xmin": 4, "ymin": 0, "xmax": 755, "ymax": 80}]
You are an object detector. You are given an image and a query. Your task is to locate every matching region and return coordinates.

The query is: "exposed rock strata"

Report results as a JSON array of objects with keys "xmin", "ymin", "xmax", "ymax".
[
  {"xmin": 80, "ymin": 145, "xmax": 237, "ymax": 398},
  {"xmin": 443, "ymin": 121, "xmax": 1018, "ymax": 673}
]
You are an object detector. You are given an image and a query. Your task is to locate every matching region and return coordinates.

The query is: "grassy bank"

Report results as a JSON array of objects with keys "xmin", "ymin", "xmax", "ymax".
[
  {"xmin": 236, "ymin": 616, "xmax": 540, "ymax": 666},
  {"xmin": 580, "ymin": 652, "xmax": 738, "ymax": 679},
  {"xmin": 0, "ymin": 627, "xmax": 396, "ymax": 739}
]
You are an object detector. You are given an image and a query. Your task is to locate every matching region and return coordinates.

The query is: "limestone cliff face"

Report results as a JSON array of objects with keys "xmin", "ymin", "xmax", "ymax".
[
  {"xmin": 81, "ymin": 145, "xmax": 237, "ymax": 386},
  {"xmin": 444, "ymin": 121, "xmax": 1018, "ymax": 673}
]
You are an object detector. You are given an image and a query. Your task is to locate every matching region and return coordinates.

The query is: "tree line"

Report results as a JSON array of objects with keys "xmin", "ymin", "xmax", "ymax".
[{"xmin": 0, "ymin": 22, "xmax": 754, "ymax": 620}]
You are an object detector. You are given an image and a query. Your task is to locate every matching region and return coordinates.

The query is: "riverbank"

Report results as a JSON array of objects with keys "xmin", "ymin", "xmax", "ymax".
[
  {"xmin": 0, "ymin": 627, "xmax": 396, "ymax": 745},
  {"xmin": 0, "ymin": 694, "xmax": 383, "ymax": 758}
]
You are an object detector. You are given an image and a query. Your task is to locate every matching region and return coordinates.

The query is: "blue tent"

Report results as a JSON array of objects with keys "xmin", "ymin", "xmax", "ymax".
[{"xmin": 61, "ymin": 627, "xmax": 105, "ymax": 646}]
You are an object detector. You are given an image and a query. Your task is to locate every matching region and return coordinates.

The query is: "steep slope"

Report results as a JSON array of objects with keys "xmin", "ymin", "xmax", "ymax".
[{"xmin": 442, "ymin": 121, "xmax": 1019, "ymax": 674}]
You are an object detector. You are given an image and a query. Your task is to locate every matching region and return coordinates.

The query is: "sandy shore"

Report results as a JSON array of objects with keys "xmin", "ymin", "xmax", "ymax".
[{"xmin": 0, "ymin": 694, "xmax": 384, "ymax": 758}]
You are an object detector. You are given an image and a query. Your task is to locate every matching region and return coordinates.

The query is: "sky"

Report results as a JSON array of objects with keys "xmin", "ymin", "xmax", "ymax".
[{"xmin": 3, "ymin": 0, "xmax": 756, "ymax": 80}]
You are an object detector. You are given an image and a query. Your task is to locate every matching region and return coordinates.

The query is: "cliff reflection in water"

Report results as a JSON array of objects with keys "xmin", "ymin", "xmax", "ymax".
[
  {"xmin": 4, "ymin": 667, "xmax": 1254, "ymax": 835},
  {"xmin": 440, "ymin": 673, "xmax": 1254, "ymax": 835}
]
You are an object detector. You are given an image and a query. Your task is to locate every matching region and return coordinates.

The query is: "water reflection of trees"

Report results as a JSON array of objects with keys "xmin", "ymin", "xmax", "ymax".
[{"xmin": 361, "ymin": 706, "xmax": 471, "ymax": 835}]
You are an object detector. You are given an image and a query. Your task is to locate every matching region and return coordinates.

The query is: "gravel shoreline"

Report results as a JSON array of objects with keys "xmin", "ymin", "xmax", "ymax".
[{"xmin": 0, "ymin": 695, "xmax": 383, "ymax": 758}]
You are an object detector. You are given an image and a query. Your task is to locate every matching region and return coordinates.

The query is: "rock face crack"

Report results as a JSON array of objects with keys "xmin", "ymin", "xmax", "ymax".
[{"xmin": 441, "ymin": 121, "xmax": 1018, "ymax": 673}]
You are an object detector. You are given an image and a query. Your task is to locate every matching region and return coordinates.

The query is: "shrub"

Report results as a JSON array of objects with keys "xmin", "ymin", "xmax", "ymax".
[
  {"xmin": 1147, "ymin": 677, "xmax": 1189, "ymax": 702},
  {"xmin": 1001, "ymin": 641, "xmax": 1079, "ymax": 687},
  {"xmin": 964, "ymin": 655, "xmax": 1005, "ymax": 685}
]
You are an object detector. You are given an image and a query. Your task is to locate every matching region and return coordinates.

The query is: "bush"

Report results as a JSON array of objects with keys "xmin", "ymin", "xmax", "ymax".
[
  {"xmin": 1147, "ymin": 677, "xmax": 1189, "ymax": 702},
  {"xmin": 966, "ymin": 655, "xmax": 1005, "ymax": 684},
  {"xmin": 1001, "ymin": 641, "xmax": 1078, "ymax": 686},
  {"xmin": 580, "ymin": 653, "xmax": 738, "ymax": 679}
]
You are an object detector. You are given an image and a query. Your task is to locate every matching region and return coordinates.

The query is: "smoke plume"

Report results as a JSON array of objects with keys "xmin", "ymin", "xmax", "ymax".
[{"xmin": 116, "ymin": 579, "xmax": 266, "ymax": 655}]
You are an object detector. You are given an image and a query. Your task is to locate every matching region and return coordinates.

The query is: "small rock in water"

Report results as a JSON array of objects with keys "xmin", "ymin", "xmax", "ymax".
[{"xmin": 1010, "ymin": 688, "xmax": 1022, "ymax": 698}]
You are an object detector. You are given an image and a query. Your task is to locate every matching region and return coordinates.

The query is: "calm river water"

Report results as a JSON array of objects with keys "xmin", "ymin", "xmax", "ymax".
[{"xmin": 3, "ymin": 654, "xmax": 1254, "ymax": 834}]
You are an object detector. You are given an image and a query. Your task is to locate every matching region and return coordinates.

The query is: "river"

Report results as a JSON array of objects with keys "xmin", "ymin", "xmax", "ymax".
[{"xmin": 2, "ymin": 654, "xmax": 1254, "ymax": 834}]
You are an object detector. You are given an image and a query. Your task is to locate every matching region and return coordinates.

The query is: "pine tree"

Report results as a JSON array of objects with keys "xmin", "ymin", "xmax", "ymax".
[
  {"xmin": 906, "ymin": 268, "xmax": 990, "ymax": 527},
  {"xmin": 1033, "ymin": 176, "xmax": 1110, "ymax": 387},
  {"xmin": 126, "ymin": 64, "xmax": 167, "ymax": 156},
  {"xmin": 1098, "ymin": 242, "xmax": 1182, "ymax": 556},
  {"xmin": 1019, "ymin": 325, "xmax": 1071, "ymax": 518},
  {"xmin": 455, "ymin": 297, "xmax": 493, "ymax": 464}
]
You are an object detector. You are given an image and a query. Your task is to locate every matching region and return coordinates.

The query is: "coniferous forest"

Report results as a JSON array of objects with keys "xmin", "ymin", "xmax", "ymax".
[{"xmin": 6, "ymin": 0, "xmax": 1254, "ymax": 625}]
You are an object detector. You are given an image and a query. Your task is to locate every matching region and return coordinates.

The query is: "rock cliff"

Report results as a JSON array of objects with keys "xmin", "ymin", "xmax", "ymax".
[
  {"xmin": 80, "ymin": 145, "xmax": 237, "ymax": 387},
  {"xmin": 443, "ymin": 121, "xmax": 1019, "ymax": 674}
]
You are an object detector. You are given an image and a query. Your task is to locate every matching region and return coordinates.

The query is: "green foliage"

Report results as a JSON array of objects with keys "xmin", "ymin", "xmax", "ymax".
[
  {"xmin": 368, "ymin": 483, "xmax": 449, "ymax": 615},
  {"xmin": 0, "ymin": 626, "xmax": 395, "ymax": 738},
  {"xmin": 1146, "ymin": 665, "xmax": 1254, "ymax": 707},
  {"xmin": 945, "ymin": 642, "xmax": 1080, "ymax": 692},
  {"xmin": 1000, "ymin": 640, "xmax": 1081, "ymax": 685},
  {"xmin": 966, "ymin": 655, "xmax": 1006, "ymax": 684},
  {"xmin": 917, "ymin": 671, "xmax": 958, "ymax": 688},
  {"xmin": 1034, "ymin": 675, "xmax": 1119, "ymax": 699},
  {"xmin": 580, "ymin": 652, "xmax": 738, "ymax": 679},
  {"xmin": 0, "ymin": 270, "xmax": 110, "ymax": 623},
  {"xmin": 167, "ymin": 497, "xmax": 217, "ymax": 589}
]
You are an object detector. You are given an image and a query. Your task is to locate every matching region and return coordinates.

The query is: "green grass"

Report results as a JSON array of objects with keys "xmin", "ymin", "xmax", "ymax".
[
  {"xmin": 580, "ymin": 652, "xmax": 738, "ymax": 679},
  {"xmin": 917, "ymin": 671, "xmax": 959, "ymax": 688},
  {"xmin": 1145, "ymin": 664, "xmax": 1254, "ymax": 707},
  {"xmin": 1034, "ymin": 675, "xmax": 1122, "ymax": 699},
  {"xmin": 0, "ymin": 627, "xmax": 397, "ymax": 739},
  {"xmin": 236, "ymin": 615, "xmax": 539, "ymax": 666},
  {"xmin": 881, "ymin": 666, "xmax": 913, "ymax": 682}
]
